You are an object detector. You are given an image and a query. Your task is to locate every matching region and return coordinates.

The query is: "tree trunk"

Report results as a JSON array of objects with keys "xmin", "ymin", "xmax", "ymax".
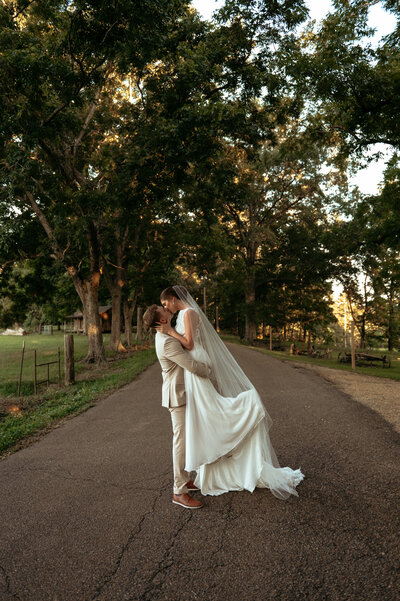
[
  {"xmin": 244, "ymin": 272, "xmax": 257, "ymax": 342},
  {"xmin": 388, "ymin": 279, "xmax": 394, "ymax": 352},
  {"xmin": 24, "ymin": 168, "xmax": 106, "ymax": 363},
  {"xmin": 83, "ymin": 276, "xmax": 106, "ymax": 363},
  {"xmin": 101, "ymin": 257, "xmax": 125, "ymax": 352},
  {"xmin": 123, "ymin": 298, "xmax": 136, "ymax": 348},
  {"xmin": 83, "ymin": 305, "xmax": 88, "ymax": 335},
  {"xmin": 65, "ymin": 270, "xmax": 104, "ymax": 361},
  {"xmin": 64, "ymin": 334, "xmax": 75, "ymax": 385},
  {"xmin": 98, "ymin": 227, "xmax": 133, "ymax": 352},
  {"xmin": 359, "ymin": 313, "xmax": 366, "ymax": 349},
  {"xmin": 388, "ymin": 309, "xmax": 394, "ymax": 352},
  {"xmin": 215, "ymin": 305, "xmax": 220, "ymax": 333},
  {"xmin": 136, "ymin": 307, "xmax": 143, "ymax": 340},
  {"xmin": 109, "ymin": 288, "xmax": 126, "ymax": 352},
  {"xmin": 297, "ymin": 323, "xmax": 302, "ymax": 341}
]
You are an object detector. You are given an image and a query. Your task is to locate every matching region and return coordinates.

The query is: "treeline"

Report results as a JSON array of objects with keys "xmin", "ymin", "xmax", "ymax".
[{"xmin": 0, "ymin": 0, "xmax": 399, "ymax": 360}]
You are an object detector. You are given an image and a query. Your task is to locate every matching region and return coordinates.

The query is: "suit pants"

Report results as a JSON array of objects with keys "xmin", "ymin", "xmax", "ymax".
[{"xmin": 169, "ymin": 405, "xmax": 190, "ymax": 495}]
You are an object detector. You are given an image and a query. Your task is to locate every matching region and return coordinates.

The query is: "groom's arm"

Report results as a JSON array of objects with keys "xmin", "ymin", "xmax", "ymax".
[{"xmin": 164, "ymin": 337, "xmax": 210, "ymax": 378}]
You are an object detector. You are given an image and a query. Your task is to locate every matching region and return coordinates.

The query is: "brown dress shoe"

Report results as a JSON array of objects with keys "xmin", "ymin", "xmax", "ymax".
[
  {"xmin": 172, "ymin": 493, "xmax": 203, "ymax": 509},
  {"xmin": 186, "ymin": 479, "xmax": 200, "ymax": 491}
]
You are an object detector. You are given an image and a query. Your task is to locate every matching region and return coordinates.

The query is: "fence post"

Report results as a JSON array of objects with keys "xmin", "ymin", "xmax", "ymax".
[
  {"xmin": 18, "ymin": 341, "xmax": 26, "ymax": 397},
  {"xmin": 64, "ymin": 334, "xmax": 75, "ymax": 385},
  {"xmin": 58, "ymin": 347, "xmax": 61, "ymax": 386},
  {"xmin": 269, "ymin": 326, "xmax": 273, "ymax": 351},
  {"xmin": 34, "ymin": 349, "xmax": 37, "ymax": 394}
]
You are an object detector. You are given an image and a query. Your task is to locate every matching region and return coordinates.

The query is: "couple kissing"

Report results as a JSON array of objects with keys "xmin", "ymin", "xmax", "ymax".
[{"xmin": 143, "ymin": 286, "xmax": 304, "ymax": 510}]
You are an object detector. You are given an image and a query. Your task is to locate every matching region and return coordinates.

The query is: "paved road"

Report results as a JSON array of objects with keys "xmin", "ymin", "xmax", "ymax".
[{"xmin": 0, "ymin": 344, "xmax": 399, "ymax": 601}]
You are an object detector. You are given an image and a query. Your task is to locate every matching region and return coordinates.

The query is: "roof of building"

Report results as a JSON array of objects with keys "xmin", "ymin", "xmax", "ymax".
[{"xmin": 65, "ymin": 305, "xmax": 112, "ymax": 319}]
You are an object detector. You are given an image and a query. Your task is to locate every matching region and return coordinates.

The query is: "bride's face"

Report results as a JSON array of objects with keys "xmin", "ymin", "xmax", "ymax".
[{"xmin": 161, "ymin": 296, "xmax": 177, "ymax": 314}]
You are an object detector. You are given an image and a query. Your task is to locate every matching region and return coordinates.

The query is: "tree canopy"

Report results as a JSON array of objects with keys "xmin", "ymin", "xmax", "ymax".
[{"xmin": 1, "ymin": 0, "xmax": 399, "ymax": 353}]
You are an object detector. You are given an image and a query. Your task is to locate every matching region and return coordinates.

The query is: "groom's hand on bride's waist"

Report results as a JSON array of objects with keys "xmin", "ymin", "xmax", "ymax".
[
  {"xmin": 207, "ymin": 365, "xmax": 219, "ymax": 390},
  {"xmin": 197, "ymin": 363, "xmax": 213, "ymax": 379}
]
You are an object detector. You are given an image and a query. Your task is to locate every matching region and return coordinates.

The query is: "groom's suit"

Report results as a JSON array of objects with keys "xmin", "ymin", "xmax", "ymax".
[{"xmin": 155, "ymin": 332, "xmax": 210, "ymax": 494}]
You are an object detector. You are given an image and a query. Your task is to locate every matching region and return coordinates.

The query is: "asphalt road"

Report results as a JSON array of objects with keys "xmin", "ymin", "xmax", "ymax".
[{"xmin": 0, "ymin": 343, "xmax": 399, "ymax": 601}]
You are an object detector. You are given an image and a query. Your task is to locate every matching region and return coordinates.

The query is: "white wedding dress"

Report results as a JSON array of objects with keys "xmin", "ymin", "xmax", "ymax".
[{"xmin": 175, "ymin": 308, "xmax": 304, "ymax": 498}]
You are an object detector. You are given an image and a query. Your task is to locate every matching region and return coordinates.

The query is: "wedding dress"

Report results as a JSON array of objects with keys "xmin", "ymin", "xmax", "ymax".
[{"xmin": 174, "ymin": 294, "xmax": 304, "ymax": 499}]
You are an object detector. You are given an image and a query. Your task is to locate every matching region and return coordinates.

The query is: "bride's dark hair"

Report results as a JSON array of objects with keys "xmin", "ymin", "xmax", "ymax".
[
  {"xmin": 160, "ymin": 286, "xmax": 179, "ymax": 300},
  {"xmin": 160, "ymin": 285, "xmax": 188, "ymax": 301}
]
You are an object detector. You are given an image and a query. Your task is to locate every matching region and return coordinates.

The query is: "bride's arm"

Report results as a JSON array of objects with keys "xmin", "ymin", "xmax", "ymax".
[{"xmin": 156, "ymin": 310, "xmax": 196, "ymax": 350}]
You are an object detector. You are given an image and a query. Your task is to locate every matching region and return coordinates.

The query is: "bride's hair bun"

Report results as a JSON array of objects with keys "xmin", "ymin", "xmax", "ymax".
[
  {"xmin": 173, "ymin": 285, "xmax": 188, "ymax": 300},
  {"xmin": 160, "ymin": 285, "xmax": 188, "ymax": 301}
]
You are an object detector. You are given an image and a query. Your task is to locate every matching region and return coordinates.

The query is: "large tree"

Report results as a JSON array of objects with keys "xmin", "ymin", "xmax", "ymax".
[
  {"xmin": 204, "ymin": 117, "xmax": 345, "ymax": 341},
  {"xmin": 349, "ymin": 156, "xmax": 400, "ymax": 350},
  {"xmin": 300, "ymin": 0, "xmax": 400, "ymax": 154},
  {"xmin": 0, "ymin": 0, "xmax": 196, "ymax": 361}
]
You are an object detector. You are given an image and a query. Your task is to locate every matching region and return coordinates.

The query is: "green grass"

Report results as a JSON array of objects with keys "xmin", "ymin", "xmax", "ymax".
[
  {"xmin": 0, "ymin": 332, "xmax": 92, "ymax": 396},
  {"xmin": 0, "ymin": 332, "xmax": 132, "ymax": 396},
  {"xmin": 221, "ymin": 334, "xmax": 400, "ymax": 381},
  {"xmin": 0, "ymin": 335, "xmax": 157, "ymax": 456}
]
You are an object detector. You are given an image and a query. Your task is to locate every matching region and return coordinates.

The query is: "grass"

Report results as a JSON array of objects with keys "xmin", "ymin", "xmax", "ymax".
[
  {"xmin": 0, "ymin": 332, "xmax": 118, "ymax": 396},
  {"xmin": 221, "ymin": 334, "xmax": 400, "ymax": 381},
  {"xmin": 0, "ymin": 333, "xmax": 157, "ymax": 457}
]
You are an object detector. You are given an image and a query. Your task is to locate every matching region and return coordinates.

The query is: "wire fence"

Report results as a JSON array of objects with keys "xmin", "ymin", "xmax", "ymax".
[{"xmin": 0, "ymin": 344, "xmax": 66, "ymax": 397}]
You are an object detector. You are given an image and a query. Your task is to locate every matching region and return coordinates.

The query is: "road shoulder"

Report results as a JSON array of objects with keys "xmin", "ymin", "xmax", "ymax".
[{"xmin": 282, "ymin": 359, "xmax": 400, "ymax": 434}]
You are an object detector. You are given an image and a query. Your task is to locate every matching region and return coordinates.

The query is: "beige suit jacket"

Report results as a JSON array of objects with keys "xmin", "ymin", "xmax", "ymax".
[{"xmin": 155, "ymin": 332, "xmax": 210, "ymax": 408}]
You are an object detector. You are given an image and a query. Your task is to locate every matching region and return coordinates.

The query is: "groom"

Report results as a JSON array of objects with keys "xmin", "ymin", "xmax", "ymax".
[{"xmin": 143, "ymin": 304, "xmax": 210, "ymax": 509}]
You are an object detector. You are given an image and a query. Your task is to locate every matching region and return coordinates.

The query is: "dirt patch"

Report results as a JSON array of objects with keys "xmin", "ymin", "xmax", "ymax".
[{"xmin": 292, "ymin": 361, "xmax": 400, "ymax": 433}]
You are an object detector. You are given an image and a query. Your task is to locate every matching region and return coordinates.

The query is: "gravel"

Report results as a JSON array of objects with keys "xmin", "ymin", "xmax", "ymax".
[{"xmin": 293, "ymin": 361, "xmax": 400, "ymax": 433}]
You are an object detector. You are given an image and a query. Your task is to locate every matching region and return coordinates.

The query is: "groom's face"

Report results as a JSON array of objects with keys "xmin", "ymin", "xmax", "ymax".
[{"xmin": 157, "ymin": 306, "xmax": 172, "ymax": 324}]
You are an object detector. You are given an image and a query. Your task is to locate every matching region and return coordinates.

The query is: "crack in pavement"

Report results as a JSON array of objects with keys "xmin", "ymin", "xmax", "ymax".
[
  {"xmin": 208, "ymin": 495, "xmax": 235, "ymax": 568},
  {"xmin": 0, "ymin": 564, "xmax": 22, "ymax": 601},
  {"xmin": 135, "ymin": 510, "xmax": 194, "ymax": 601},
  {"xmin": 132, "ymin": 496, "xmax": 241, "ymax": 601},
  {"xmin": 90, "ymin": 486, "xmax": 166, "ymax": 600}
]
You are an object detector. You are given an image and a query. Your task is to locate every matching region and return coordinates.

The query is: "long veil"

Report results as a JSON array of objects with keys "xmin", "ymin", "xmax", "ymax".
[
  {"xmin": 173, "ymin": 285, "xmax": 304, "ymax": 499},
  {"xmin": 173, "ymin": 285, "xmax": 273, "ymax": 432}
]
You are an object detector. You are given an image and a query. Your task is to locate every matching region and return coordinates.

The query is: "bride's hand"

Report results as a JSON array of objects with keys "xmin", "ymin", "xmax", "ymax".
[{"xmin": 155, "ymin": 323, "xmax": 173, "ymax": 335}]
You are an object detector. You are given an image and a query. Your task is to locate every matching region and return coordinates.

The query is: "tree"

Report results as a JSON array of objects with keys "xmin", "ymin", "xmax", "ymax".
[
  {"xmin": 301, "ymin": 1, "xmax": 400, "ymax": 155},
  {"xmin": 352, "ymin": 156, "xmax": 400, "ymax": 350},
  {"xmin": 205, "ymin": 117, "xmax": 345, "ymax": 341},
  {"xmin": 0, "ymin": 0, "xmax": 194, "ymax": 361}
]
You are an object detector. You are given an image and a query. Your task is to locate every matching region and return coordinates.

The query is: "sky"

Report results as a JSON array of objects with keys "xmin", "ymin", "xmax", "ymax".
[{"xmin": 191, "ymin": 0, "xmax": 397, "ymax": 195}]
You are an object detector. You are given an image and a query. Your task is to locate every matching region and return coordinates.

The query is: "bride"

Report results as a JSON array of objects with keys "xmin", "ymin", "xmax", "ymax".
[{"xmin": 157, "ymin": 285, "xmax": 304, "ymax": 499}]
